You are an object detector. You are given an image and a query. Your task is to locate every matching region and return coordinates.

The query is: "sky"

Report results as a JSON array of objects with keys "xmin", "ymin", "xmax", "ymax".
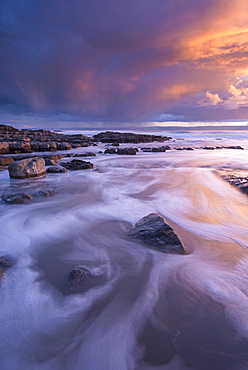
[{"xmin": 0, "ymin": 0, "xmax": 248, "ymax": 128}]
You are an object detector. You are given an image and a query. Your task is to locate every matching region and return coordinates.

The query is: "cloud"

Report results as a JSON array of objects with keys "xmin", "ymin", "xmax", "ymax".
[{"xmin": 0, "ymin": 0, "xmax": 248, "ymax": 126}]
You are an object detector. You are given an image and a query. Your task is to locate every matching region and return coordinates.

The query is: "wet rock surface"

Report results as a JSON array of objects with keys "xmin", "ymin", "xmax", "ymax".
[
  {"xmin": 0, "ymin": 124, "xmax": 92, "ymax": 155},
  {"xmin": 60, "ymin": 159, "xmax": 94, "ymax": 170},
  {"xmin": 2, "ymin": 193, "xmax": 33, "ymax": 204},
  {"xmin": 104, "ymin": 147, "xmax": 138, "ymax": 155},
  {"xmin": 129, "ymin": 213, "xmax": 185, "ymax": 254},
  {"xmin": 8, "ymin": 157, "xmax": 46, "ymax": 179},
  {"xmin": 46, "ymin": 165, "xmax": 68, "ymax": 173},
  {"xmin": 222, "ymin": 175, "xmax": 248, "ymax": 194}
]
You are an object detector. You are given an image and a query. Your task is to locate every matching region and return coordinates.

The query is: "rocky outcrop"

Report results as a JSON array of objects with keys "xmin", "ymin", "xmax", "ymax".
[
  {"xmin": 93, "ymin": 131, "xmax": 172, "ymax": 143},
  {"xmin": 0, "ymin": 124, "xmax": 92, "ymax": 155},
  {"xmin": 60, "ymin": 159, "xmax": 94, "ymax": 170},
  {"xmin": 8, "ymin": 157, "xmax": 46, "ymax": 179},
  {"xmin": 0, "ymin": 256, "xmax": 15, "ymax": 279},
  {"xmin": 129, "ymin": 213, "xmax": 185, "ymax": 254}
]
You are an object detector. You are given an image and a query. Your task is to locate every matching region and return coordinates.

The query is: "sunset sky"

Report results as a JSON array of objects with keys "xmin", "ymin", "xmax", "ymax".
[{"xmin": 0, "ymin": 0, "xmax": 248, "ymax": 128}]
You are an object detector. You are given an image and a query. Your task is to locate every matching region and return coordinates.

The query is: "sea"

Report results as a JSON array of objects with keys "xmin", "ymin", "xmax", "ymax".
[{"xmin": 0, "ymin": 128, "xmax": 248, "ymax": 370}]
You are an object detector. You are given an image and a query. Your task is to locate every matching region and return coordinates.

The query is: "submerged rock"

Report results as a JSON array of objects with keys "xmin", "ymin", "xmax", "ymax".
[
  {"xmin": 60, "ymin": 159, "xmax": 94, "ymax": 170},
  {"xmin": 8, "ymin": 157, "xmax": 46, "ymax": 179},
  {"xmin": 0, "ymin": 256, "xmax": 15, "ymax": 269},
  {"xmin": 129, "ymin": 213, "xmax": 185, "ymax": 254},
  {"xmin": 66, "ymin": 267, "xmax": 90, "ymax": 294},
  {"xmin": 2, "ymin": 193, "xmax": 33, "ymax": 204}
]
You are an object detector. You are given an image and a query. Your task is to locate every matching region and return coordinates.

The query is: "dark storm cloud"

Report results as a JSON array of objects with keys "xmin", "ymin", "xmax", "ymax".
[{"xmin": 0, "ymin": 0, "xmax": 248, "ymax": 126}]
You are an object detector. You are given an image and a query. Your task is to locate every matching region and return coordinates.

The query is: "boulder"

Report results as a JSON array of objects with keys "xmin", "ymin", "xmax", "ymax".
[
  {"xmin": 8, "ymin": 157, "xmax": 46, "ymax": 179},
  {"xmin": 116, "ymin": 148, "xmax": 138, "ymax": 155},
  {"xmin": 60, "ymin": 159, "xmax": 93, "ymax": 170},
  {"xmin": 46, "ymin": 165, "xmax": 68, "ymax": 173},
  {"xmin": 2, "ymin": 193, "xmax": 33, "ymax": 204},
  {"xmin": 129, "ymin": 213, "xmax": 185, "ymax": 254}
]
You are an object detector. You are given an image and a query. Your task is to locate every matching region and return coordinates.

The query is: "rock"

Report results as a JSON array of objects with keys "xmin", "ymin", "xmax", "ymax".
[
  {"xmin": 0, "ymin": 156, "xmax": 14, "ymax": 166},
  {"xmin": 104, "ymin": 148, "xmax": 117, "ymax": 154},
  {"xmin": 222, "ymin": 175, "xmax": 248, "ymax": 194},
  {"xmin": 116, "ymin": 148, "xmax": 138, "ymax": 155},
  {"xmin": 142, "ymin": 146, "xmax": 171, "ymax": 152},
  {"xmin": 60, "ymin": 159, "xmax": 93, "ymax": 170},
  {"xmin": 45, "ymin": 158, "xmax": 57, "ymax": 166},
  {"xmin": 0, "ymin": 256, "xmax": 15, "ymax": 269},
  {"xmin": 58, "ymin": 142, "xmax": 72, "ymax": 150},
  {"xmin": 8, "ymin": 157, "xmax": 46, "ymax": 179},
  {"xmin": 66, "ymin": 267, "xmax": 90, "ymax": 294},
  {"xmin": 2, "ymin": 193, "xmax": 33, "ymax": 204},
  {"xmin": 9, "ymin": 142, "xmax": 32, "ymax": 152},
  {"xmin": 46, "ymin": 165, "xmax": 68, "ymax": 173},
  {"xmin": 0, "ymin": 142, "xmax": 10, "ymax": 154},
  {"xmin": 34, "ymin": 188, "xmax": 58, "ymax": 197},
  {"xmin": 129, "ymin": 213, "xmax": 185, "ymax": 254},
  {"xmin": 72, "ymin": 152, "xmax": 96, "ymax": 157},
  {"xmin": 104, "ymin": 147, "xmax": 138, "ymax": 155}
]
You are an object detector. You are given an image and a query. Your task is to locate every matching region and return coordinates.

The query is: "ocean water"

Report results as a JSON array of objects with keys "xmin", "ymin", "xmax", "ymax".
[{"xmin": 0, "ymin": 129, "xmax": 248, "ymax": 370}]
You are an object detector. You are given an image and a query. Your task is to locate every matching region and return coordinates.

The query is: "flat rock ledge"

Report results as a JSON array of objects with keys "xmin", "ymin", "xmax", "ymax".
[{"xmin": 129, "ymin": 213, "xmax": 185, "ymax": 254}]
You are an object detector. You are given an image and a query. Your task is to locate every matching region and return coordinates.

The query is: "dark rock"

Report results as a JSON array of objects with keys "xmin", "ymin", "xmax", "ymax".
[
  {"xmin": 8, "ymin": 157, "xmax": 46, "ymax": 179},
  {"xmin": 66, "ymin": 267, "xmax": 90, "ymax": 294},
  {"xmin": 129, "ymin": 213, "xmax": 185, "ymax": 254},
  {"xmin": 60, "ymin": 159, "xmax": 94, "ymax": 170},
  {"xmin": 2, "ymin": 193, "xmax": 33, "ymax": 204},
  {"xmin": 104, "ymin": 147, "xmax": 138, "ymax": 155},
  {"xmin": 0, "ymin": 256, "xmax": 15, "ymax": 269},
  {"xmin": 151, "ymin": 146, "xmax": 171, "ymax": 152},
  {"xmin": 58, "ymin": 142, "xmax": 72, "ymax": 150},
  {"xmin": 46, "ymin": 165, "xmax": 68, "ymax": 173},
  {"xmin": 44, "ymin": 158, "xmax": 57, "ymax": 166},
  {"xmin": 222, "ymin": 175, "xmax": 248, "ymax": 194},
  {"xmin": 93, "ymin": 131, "xmax": 172, "ymax": 143},
  {"xmin": 0, "ymin": 156, "xmax": 14, "ymax": 166},
  {"xmin": 116, "ymin": 148, "xmax": 138, "ymax": 155},
  {"xmin": 104, "ymin": 148, "xmax": 117, "ymax": 154},
  {"xmin": 34, "ymin": 188, "xmax": 58, "ymax": 197},
  {"xmin": 72, "ymin": 152, "xmax": 96, "ymax": 157}
]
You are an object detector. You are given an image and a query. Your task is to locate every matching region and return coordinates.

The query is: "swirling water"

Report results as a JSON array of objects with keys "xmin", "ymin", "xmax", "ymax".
[{"xmin": 0, "ymin": 130, "xmax": 248, "ymax": 370}]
